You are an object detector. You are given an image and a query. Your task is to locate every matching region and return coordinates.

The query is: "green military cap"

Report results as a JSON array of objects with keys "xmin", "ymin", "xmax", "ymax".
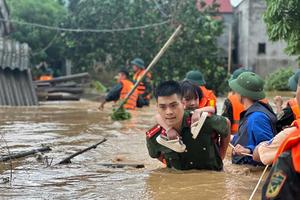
[
  {"xmin": 229, "ymin": 71, "xmax": 265, "ymax": 100},
  {"xmin": 229, "ymin": 67, "xmax": 250, "ymax": 82},
  {"xmin": 131, "ymin": 58, "xmax": 145, "ymax": 69},
  {"xmin": 184, "ymin": 70, "xmax": 206, "ymax": 86},
  {"xmin": 288, "ymin": 70, "xmax": 300, "ymax": 91}
]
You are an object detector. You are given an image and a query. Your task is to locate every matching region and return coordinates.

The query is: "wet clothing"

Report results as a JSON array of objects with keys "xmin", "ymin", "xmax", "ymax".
[
  {"xmin": 222, "ymin": 98, "xmax": 234, "ymax": 124},
  {"xmin": 288, "ymin": 98, "xmax": 300, "ymax": 119},
  {"xmin": 262, "ymin": 119, "xmax": 300, "ymax": 200},
  {"xmin": 105, "ymin": 84, "xmax": 122, "ymax": 102},
  {"xmin": 262, "ymin": 151, "xmax": 300, "ymax": 200},
  {"xmin": 198, "ymin": 86, "xmax": 217, "ymax": 109},
  {"xmin": 133, "ymin": 69, "xmax": 152, "ymax": 107},
  {"xmin": 146, "ymin": 112, "xmax": 229, "ymax": 171},
  {"xmin": 276, "ymin": 98, "xmax": 300, "ymax": 132},
  {"xmin": 119, "ymin": 79, "xmax": 138, "ymax": 110},
  {"xmin": 232, "ymin": 101, "xmax": 277, "ymax": 165},
  {"xmin": 105, "ymin": 80, "xmax": 137, "ymax": 109},
  {"xmin": 257, "ymin": 127, "xmax": 295, "ymax": 165},
  {"xmin": 222, "ymin": 93, "xmax": 269, "ymax": 135},
  {"xmin": 222, "ymin": 93, "xmax": 244, "ymax": 134}
]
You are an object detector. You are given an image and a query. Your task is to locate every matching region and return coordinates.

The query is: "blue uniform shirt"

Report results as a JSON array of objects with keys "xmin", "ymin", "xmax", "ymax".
[{"xmin": 232, "ymin": 111, "xmax": 274, "ymax": 153}]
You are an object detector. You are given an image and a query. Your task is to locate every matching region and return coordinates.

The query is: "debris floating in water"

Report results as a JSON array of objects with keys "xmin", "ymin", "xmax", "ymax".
[{"xmin": 111, "ymin": 107, "xmax": 131, "ymax": 121}]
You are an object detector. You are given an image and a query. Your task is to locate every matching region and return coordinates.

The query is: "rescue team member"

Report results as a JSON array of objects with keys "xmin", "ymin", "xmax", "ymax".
[
  {"xmin": 229, "ymin": 72, "xmax": 277, "ymax": 165},
  {"xmin": 184, "ymin": 70, "xmax": 217, "ymax": 110},
  {"xmin": 146, "ymin": 80, "xmax": 230, "ymax": 170},
  {"xmin": 222, "ymin": 68, "xmax": 250, "ymax": 135},
  {"xmin": 253, "ymin": 71, "xmax": 300, "ymax": 166},
  {"xmin": 261, "ymin": 77, "xmax": 300, "ymax": 199},
  {"xmin": 275, "ymin": 70, "xmax": 300, "ymax": 132},
  {"xmin": 222, "ymin": 67, "xmax": 269, "ymax": 135},
  {"xmin": 39, "ymin": 68, "xmax": 53, "ymax": 81},
  {"xmin": 131, "ymin": 58, "xmax": 152, "ymax": 107},
  {"xmin": 99, "ymin": 69, "xmax": 138, "ymax": 110},
  {"xmin": 154, "ymin": 80, "xmax": 215, "ymax": 153}
]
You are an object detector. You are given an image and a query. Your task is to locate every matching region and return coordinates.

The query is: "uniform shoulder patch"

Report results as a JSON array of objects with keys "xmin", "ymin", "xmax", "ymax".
[
  {"xmin": 266, "ymin": 170, "xmax": 287, "ymax": 199},
  {"xmin": 146, "ymin": 124, "xmax": 162, "ymax": 139}
]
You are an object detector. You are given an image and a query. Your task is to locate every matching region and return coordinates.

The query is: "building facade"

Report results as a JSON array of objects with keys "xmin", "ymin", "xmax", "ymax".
[{"xmin": 235, "ymin": 0, "xmax": 298, "ymax": 77}]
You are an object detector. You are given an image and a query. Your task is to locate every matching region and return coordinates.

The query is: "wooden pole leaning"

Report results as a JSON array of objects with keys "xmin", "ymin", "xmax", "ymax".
[
  {"xmin": 229, "ymin": 143, "xmax": 253, "ymax": 157},
  {"xmin": 114, "ymin": 25, "xmax": 182, "ymax": 113},
  {"xmin": 248, "ymin": 165, "xmax": 269, "ymax": 200}
]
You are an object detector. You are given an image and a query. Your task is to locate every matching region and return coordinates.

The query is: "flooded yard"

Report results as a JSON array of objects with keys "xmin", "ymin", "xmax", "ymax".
[{"xmin": 0, "ymin": 99, "xmax": 268, "ymax": 199}]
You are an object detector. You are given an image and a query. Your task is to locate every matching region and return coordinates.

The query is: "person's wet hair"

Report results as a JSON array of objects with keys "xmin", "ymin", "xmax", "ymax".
[
  {"xmin": 155, "ymin": 80, "xmax": 182, "ymax": 100},
  {"xmin": 180, "ymin": 80, "xmax": 202, "ymax": 100},
  {"xmin": 119, "ymin": 68, "xmax": 129, "ymax": 78}
]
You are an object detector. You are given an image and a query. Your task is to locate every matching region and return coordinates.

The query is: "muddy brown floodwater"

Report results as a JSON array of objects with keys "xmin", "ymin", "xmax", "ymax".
[{"xmin": 0, "ymin": 97, "xmax": 279, "ymax": 200}]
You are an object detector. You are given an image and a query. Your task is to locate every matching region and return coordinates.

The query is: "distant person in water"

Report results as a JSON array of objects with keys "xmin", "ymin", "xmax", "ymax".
[{"xmin": 99, "ymin": 69, "xmax": 138, "ymax": 110}]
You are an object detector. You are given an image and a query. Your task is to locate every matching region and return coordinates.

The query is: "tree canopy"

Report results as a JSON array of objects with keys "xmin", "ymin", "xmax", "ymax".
[
  {"xmin": 65, "ymin": 0, "xmax": 227, "ymax": 92},
  {"xmin": 264, "ymin": 0, "xmax": 300, "ymax": 61},
  {"xmin": 6, "ymin": 0, "xmax": 67, "ymax": 72},
  {"xmin": 5, "ymin": 0, "xmax": 228, "ymax": 92}
]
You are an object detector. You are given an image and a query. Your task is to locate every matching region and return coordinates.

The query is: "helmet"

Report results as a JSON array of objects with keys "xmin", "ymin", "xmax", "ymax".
[{"xmin": 184, "ymin": 70, "xmax": 205, "ymax": 86}]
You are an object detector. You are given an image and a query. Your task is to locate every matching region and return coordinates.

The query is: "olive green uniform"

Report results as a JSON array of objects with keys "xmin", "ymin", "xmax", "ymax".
[
  {"xmin": 146, "ymin": 112, "xmax": 229, "ymax": 171},
  {"xmin": 262, "ymin": 150, "xmax": 300, "ymax": 200}
]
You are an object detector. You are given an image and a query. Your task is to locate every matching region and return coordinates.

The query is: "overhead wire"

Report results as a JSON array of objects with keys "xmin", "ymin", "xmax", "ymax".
[{"xmin": 0, "ymin": 18, "xmax": 171, "ymax": 33}]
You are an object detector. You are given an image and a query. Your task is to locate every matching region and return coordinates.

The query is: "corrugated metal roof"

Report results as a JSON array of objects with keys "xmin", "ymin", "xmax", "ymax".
[
  {"xmin": 0, "ymin": 37, "xmax": 30, "ymax": 71},
  {"xmin": 0, "ymin": 68, "xmax": 38, "ymax": 106}
]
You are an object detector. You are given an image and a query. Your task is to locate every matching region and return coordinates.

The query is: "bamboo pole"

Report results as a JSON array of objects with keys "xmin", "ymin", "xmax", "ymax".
[
  {"xmin": 0, "ymin": 146, "xmax": 51, "ymax": 162},
  {"xmin": 35, "ymin": 72, "xmax": 90, "ymax": 84},
  {"xmin": 114, "ymin": 25, "xmax": 182, "ymax": 112},
  {"xmin": 57, "ymin": 138, "xmax": 107, "ymax": 164},
  {"xmin": 227, "ymin": 24, "xmax": 232, "ymax": 74},
  {"xmin": 229, "ymin": 143, "xmax": 253, "ymax": 157},
  {"xmin": 248, "ymin": 165, "xmax": 269, "ymax": 200}
]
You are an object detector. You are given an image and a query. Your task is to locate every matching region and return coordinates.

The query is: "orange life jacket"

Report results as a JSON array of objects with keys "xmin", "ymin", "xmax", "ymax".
[
  {"xmin": 274, "ymin": 119, "xmax": 300, "ymax": 173},
  {"xmin": 228, "ymin": 93, "xmax": 269, "ymax": 134},
  {"xmin": 288, "ymin": 98, "xmax": 300, "ymax": 120},
  {"xmin": 228, "ymin": 93, "xmax": 244, "ymax": 134},
  {"xmin": 198, "ymin": 86, "xmax": 217, "ymax": 108},
  {"xmin": 133, "ymin": 69, "xmax": 152, "ymax": 100},
  {"xmin": 120, "ymin": 79, "xmax": 138, "ymax": 110},
  {"xmin": 39, "ymin": 75, "xmax": 53, "ymax": 81}
]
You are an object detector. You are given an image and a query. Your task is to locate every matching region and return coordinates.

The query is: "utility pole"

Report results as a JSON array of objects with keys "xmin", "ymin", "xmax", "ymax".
[{"xmin": 227, "ymin": 24, "xmax": 232, "ymax": 74}]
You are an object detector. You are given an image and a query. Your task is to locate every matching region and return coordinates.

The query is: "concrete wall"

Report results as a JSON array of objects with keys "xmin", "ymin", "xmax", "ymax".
[
  {"xmin": 236, "ymin": 0, "xmax": 249, "ymax": 67},
  {"xmin": 217, "ymin": 13, "xmax": 234, "ymax": 56},
  {"xmin": 236, "ymin": 0, "xmax": 298, "ymax": 77}
]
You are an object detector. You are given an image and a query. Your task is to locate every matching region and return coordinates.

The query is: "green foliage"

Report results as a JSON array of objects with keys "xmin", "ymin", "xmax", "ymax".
[
  {"xmin": 264, "ymin": 0, "xmax": 300, "ymax": 61},
  {"xmin": 91, "ymin": 80, "xmax": 107, "ymax": 93},
  {"xmin": 111, "ymin": 107, "xmax": 131, "ymax": 121},
  {"xmin": 265, "ymin": 67, "xmax": 294, "ymax": 91},
  {"xmin": 204, "ymin": 66, "xmax": 229, "ymax": 95},
  {"xmin": 6, "ymin": 0, "xmax": 67, "ymax": 68},
  {"xmin": 64, "ymin": 0, "xmax": 227, "ymax": 92}
]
